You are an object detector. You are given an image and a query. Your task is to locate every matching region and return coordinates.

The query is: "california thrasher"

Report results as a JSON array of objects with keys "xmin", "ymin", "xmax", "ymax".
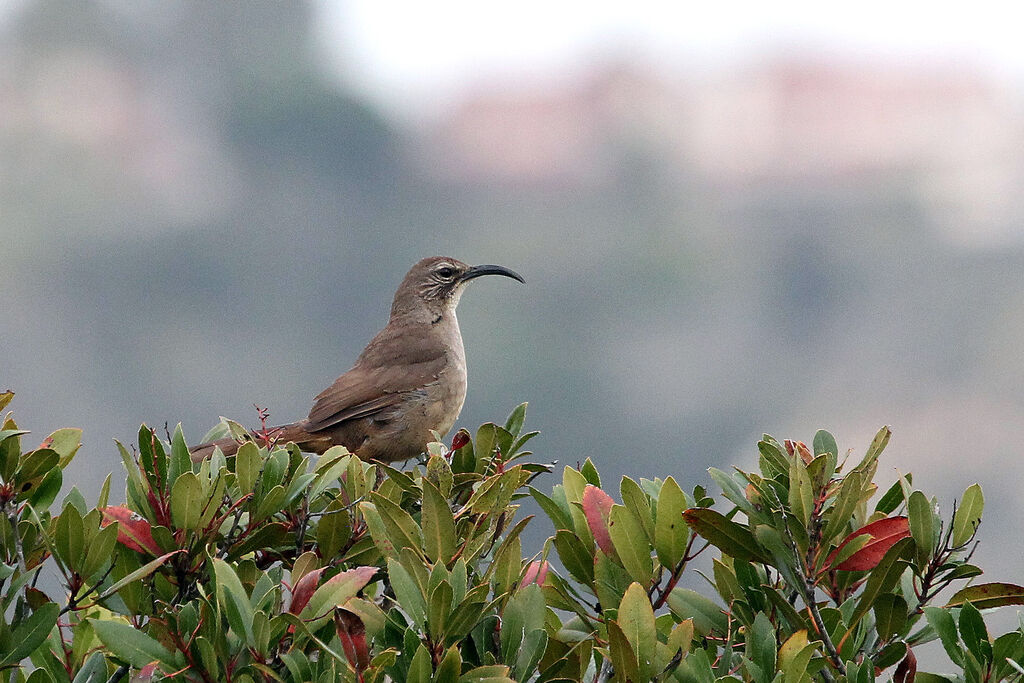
[{"xmin": 189, "ymin": 256, "xmax": 523, "ymax": 462}]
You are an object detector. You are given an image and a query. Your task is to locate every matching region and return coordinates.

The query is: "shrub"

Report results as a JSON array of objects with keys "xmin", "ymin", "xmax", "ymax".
[{"xmin": 1, "ymin": 389, "xmax": 1022, "ymax": 682}]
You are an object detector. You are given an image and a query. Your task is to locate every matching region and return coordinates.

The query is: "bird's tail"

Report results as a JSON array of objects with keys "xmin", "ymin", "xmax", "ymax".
[{"xmin": 189, "ymin": 421, "xmax": 315, "ymax": 462}]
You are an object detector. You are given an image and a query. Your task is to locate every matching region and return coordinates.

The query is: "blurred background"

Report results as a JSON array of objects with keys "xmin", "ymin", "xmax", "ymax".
[{"xmin": 3, "ymin": 0, "xmax": 1024, "ymax": 637}]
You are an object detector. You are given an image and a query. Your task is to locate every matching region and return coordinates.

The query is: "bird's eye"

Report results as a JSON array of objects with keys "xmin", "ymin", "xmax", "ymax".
[{"xmin": 437, "ymin": 266, "xmax": 456, "ymax": 278}]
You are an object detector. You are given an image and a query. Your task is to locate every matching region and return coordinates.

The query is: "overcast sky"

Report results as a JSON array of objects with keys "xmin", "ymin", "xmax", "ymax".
[{"xmin": 317, "ymin": 0, "xmax": 1024, "ymax": 117}]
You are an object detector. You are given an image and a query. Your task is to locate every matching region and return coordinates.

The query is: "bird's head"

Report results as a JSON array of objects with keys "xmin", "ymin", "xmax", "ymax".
[{"xmin": 391, "ymin": 256, "xmax": 524, "ymax": 317}]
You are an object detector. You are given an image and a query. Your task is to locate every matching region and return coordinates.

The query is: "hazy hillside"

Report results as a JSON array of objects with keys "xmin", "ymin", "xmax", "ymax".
[{"xmin": 4, "ymin": 0, "xmax": 1024, "ymax": 605}]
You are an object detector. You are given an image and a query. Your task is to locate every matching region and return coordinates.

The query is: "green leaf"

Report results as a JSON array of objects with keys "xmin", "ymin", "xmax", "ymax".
[
  {"xmin": 608, "ymin": 504, "xmax": 654, "ymax": 585},
  {"xmin": 316, "ymin": 505, "xmax": 351, "ymax": 561},
  {"xmin": 958, "ymin": 601, "xmax": 991, "ymax": 663},
  {"xmin": 666, "ymin": 588, "xmax": 728, "ymax": 636},
  {"xmin": 489, "ymin": 532, "xmax": 522, "ymax": 596},
  {"xmin": 924, "ymin": 607, "xmax": 963, "ymax": 667},
  {"xmin": 0, "ymin": 602, "xmax": 59, "ymax": 667},
  {"xmin": 875, "ymin": 476, "xmax": 909, "ymax": 515},
  {"xmin": 435, "ymin": 645, "xmax": 463, "ymax": 683},
  {"xmin": 458, "ymin": 665, "xmax": 515, "ymax": 682},
  {"xmin": 907, "ymin": 490, "xmax": 935, "ymax": 562},
  {"xmin": 779, "ymin": 631, "xmax": 820, "ymax": 683},
  {"xmin": 387, "ymin": 558, "xmax": 427, "ymax": 628},
  {"xmin": 822, "ymin": 472, "xmax": 863, "ymax": 544},
  {"xmin": 27, "ymin": 468, "xmax": 63, "ymax": 509},
  {"xmin": 912, "ymin": 674, "xmax": 954, "ymax": 683},
  {"xmin": 504, "ymin": 402, "xmax": 527, "ymax": 436},
  {"xmin": 683, "ymin": 508, "xmax": 768, "ymax": 563},
  {"xmin": 170, "ymin": 471, "xmax": 203, "ymax": 530},
  {"xmin": 408, "ymin": 643, "xmax": 433, "ymax": 683},
  {"xmin": 82, "ymin": 521, "xmax": 119, "ymax": 579},
  {"xmin": 708, "ymin": 468, "xmax": 758, "ymax": 516},
  {"xmin": 213, "ymin": 557, "xmax": 255, "ymax": 645},
  {"xmin": 475, "ymin": 422, "xmax": 498, "ymax": 462},
  {"xmin": 235, "ymin": 442, "xmax": 261, "ymax": 495},
  {"xmin": 253, "ymin": 483, "xmax": 287, "ymax": 521},
  {"xmin": 607, "ymin": 618, "xmax": 640, "ymax": 683},
  {"xmin": 745, "ymin": 611, "xmax": 776, "ymax": 683},
  {"xmin": 789, "ymin": 455, "xmax": 814, "ymax": 527},
  {"xmin": 813, "ymin": 430, "xmax": 838, "ymax": 458},
  {"xmin": 504, "ymin": 588, "xmax": 548, "ymax": 681},
  {"xmin": 427, "ymin": 580, "xmax": 454, "ymax": 643},
  {"xmin": 168, "ymin": 423, "xmax": 191, "ymax": 486},
  {"xmin": 951, "ymin": 484, "xmax": 983, "ymax": 547},
  {"xmin": 426, "ymin": 454, "xmax": 455, "ymax": 497},
  {"xmin": 580, "ymin": 458, "xmax": 601, "ymax": 487},
  {"xmin": 655, "ymin": 476, "xmax": 690, "ymax": 570},
  {"xmin": 858, "ymin": 425, "xmax": 892, "ymax": 470},
  {"xmin": 873, "ymin": 593, "xmax": 908, "ymax": 641},
  {"xmin": 620, "ymin": 476, "xmax": 655, "ymax": 543},
  {"xmin": 72, "ymin": 651, "xmax": 108, "ymax": 683},
  {"xmin": 369, "ymin": 492, "xmax": 424, "ymax": 558},
  {"xmin": 422, "ymin": 479, "xmax": 457, "ymax": 564},
  {"xmin": 946, "ymin": 582, "xmax": 1024, "ymax": 609},
  {"xmin": 89, "ymin": 618, "xmax": 180, "ymax": 669},
  {"xmin": 846, "ymin": 537, "xmax": 912, "ymax": 636},
  {"xmin": 553, "ymin": 529, "xmax": 595, "ymax": 585},
  {"xmin": 529, "ymin": 486, "xmax": 572, "ymax": 531},
  {"xmin": 94, "ymin": 550, "xmax": 182, "ymax": 603},
  {"xmin": 15, "ymin": 448, "xmax": 59, "ymax": 491},
  {"xmin": 55, "ymin": 502, "xmax": 85, "ymax": 574},
  {"xmin": 618, "ymin": 582, "xmax": 658, "ymax": 680}
]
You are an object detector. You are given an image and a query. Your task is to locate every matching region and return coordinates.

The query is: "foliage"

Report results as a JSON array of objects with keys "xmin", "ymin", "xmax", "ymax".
[{"xmin": 2, "ymin": 389, "xmax": 1024, "ymax": 682}]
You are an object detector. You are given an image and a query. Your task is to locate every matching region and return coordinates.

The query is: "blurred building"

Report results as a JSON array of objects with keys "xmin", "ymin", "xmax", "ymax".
[{"xmin": 426, "ymin": 57, "xmax": 1024, "ymax": 242}]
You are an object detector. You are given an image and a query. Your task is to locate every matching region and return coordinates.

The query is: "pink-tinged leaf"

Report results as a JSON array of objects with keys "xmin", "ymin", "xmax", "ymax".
[
  {"xmin": 100, "ymin": 506, "xmax": 162, "ymax": 556},
  {"xmin": 522, "ymin": 560, "xmax": 549, "ymax": 587},
  {"xmin": 299, "ymin": 566, "xmax": 378, "ymax": 622},
  {"xmin": 335, "ymin": 609, "xmax": 370, "ymax": 671},
  {"xmin": 792, "ymin": 440, "xmax": 813, "ymax": 464},
  {"xmin": 825, "ymin": 516, "xmax": 910, "ymax": 571},
  {"xmin": 135, "ymin": 662, "xmax": 159, "ymax": 681},
  {"xmin": 288, "ymin": 568, "xmax": 327, "ymax": 616},
  {"xmin": 582, "ymin": 485, "xmax": 615, "ymax": 555}
]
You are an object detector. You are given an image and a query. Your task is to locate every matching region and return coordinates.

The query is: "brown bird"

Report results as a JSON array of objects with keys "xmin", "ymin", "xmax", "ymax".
[{"xmin": 189, "ymin": 256, "xmax": 523, "ymax": 462}]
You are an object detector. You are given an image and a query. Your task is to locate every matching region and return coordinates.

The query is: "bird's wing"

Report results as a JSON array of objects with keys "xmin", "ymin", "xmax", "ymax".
[{"xmin": 306, "ymin": 333, "xmax": 448, "ymax": 432}]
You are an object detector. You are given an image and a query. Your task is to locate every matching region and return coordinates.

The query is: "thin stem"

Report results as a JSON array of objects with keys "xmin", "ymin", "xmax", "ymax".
[
  {"xmin": 783, "ymin": 521, "xmax": 846, "ymax": 679},
  {"xmin": 6, "ymin": 508, "xmax": 28, "ymax": 574}
]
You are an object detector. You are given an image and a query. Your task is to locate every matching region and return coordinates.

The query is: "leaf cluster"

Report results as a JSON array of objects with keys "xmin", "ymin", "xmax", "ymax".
[{"xmin": 2, "ymin": 389, "xmax": 1024, "ymax": 683}]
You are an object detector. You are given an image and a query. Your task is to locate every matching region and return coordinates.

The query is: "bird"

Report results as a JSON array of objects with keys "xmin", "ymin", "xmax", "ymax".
[{"xmin": 189, "ymin": 256, "xmax": 524, "ymax": 462}]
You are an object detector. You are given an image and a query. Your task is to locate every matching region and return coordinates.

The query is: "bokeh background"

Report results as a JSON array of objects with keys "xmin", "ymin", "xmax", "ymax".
[{"xmin": 4, "ymin": 0, "xmax": 1024, "ymax": 643}]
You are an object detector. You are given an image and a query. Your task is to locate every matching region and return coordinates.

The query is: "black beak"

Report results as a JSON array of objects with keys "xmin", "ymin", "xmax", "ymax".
[{"xmin": 461, "ymin": 264, "xmax": 525, "ymax": 284}]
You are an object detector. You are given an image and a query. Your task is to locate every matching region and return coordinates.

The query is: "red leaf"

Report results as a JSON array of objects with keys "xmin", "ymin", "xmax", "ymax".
[
  {"xmin": 582, "ymin": 485, "xmax": 615, "ymax": 555},
  {"xmin": 522, "ymin": 560, "xmax": 549, "ymax": 587},
  {"xmin": 100, "ymin": 506, "xmax": 163, "ymax": 555},
  {"xmin": 450, "ymin": 429, "xmax": 470, "ymax": 451},
  {"xmin": 335, "ymin": 609, "xmax": 370, "ymax": 671},
  {"xmin": 825, "ymin": 516, "xmax": 910, "ymax": 571},
  {"xmin": 894, "ymin": 646, "xmax": 917, "ymax": 683},
  {"xmin": 288, "ymin": 568, "xmax": 327, "ymax": 616}
]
